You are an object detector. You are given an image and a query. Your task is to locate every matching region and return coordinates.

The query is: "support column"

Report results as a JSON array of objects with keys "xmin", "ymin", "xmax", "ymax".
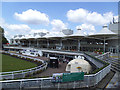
[
  {"xmin": 47, "ymin": 53, "xmax": 49, "ymax": 58},
  {"xmin": 63, "ymin": 55, "xmax": 65, "ymax": 59},
  {"xmin": 18, "ymin": 40, "xmax": 21, "ymax": 47},
  {"xmin": 23, "ymin": 41, "xmax": 25, "ymax": 45},
  {"xmin": 33, "ymin": 39, "xmax": 36, "ymax": 48},
  {"xmin": 112, "ymin": 48, "xmax": 113, "ymax": 53},
  {"xmin": 117, "ymin": 46, "xmax": 119, "ymax": 53},
  {"xmin": 103, "ymin": 38, "xmax": 106, "ymax": 53},
  {"xmin": 60, "ymin": 39, "xmax": 63, "ymax": 49},
  {"xmin": 78, "ymin": 39, "xmax": 80, "ymax": 51},
  {"xmin": 47, "ymin": 39, "xmax": 49, "ymax": 49},
  {"xmin": 37, "ymin": 39, "xmax": 39, "ymax": 48},
  {"xmin": 19, "ymin": 40, "xmax": 22, "ymax": 47},
  {"xmin": 18, "ymin": 40, "xmax": 20, "ymax": 45},
  {"xmin": 13, "ymin": 39, "xmax": 16, "ymax": 44},
  {"xmin": 29, "ymin": 40, "xmax": 31, "ymax": 48}
]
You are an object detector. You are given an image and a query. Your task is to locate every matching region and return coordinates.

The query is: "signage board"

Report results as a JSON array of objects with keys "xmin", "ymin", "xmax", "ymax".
[
  {"xmin": 62, "ymin": 72, "xmax": 84, "ymax": 82},
  {"xmin": 52, "ymin": 72, "xmax": 84, "ymax": 82}
]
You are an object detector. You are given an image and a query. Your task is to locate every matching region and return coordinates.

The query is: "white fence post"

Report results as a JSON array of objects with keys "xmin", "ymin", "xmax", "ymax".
[
  {"xmin": 20, "ymin": 80, "xmax": 22, "ymax": 89},
  {"xmin": 58, "ymin": 83, "xmax": 60, "ymax": 90},
  {"xmin": 73, "ymin": 81, "xmax": 76, "ymax": 89},
  {"xmin": 41, "ymin": 79, "xmax": 42, "ymax": 89},
  {"xmin": 87, "ymin": 75, "xmax": 89, "ymax": 87},
  {"xmin": 12, "ymin": 72, "xmax": 14, "ymax": 79}
]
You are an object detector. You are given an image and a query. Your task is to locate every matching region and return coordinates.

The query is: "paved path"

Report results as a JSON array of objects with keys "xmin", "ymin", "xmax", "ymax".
[
  {"xmin": 94, "ymin": 70, "xmax": 115, "ymax": 89},
  {"xmin": 33, "ymin": 62, "xmax": 68, "ymax": 77},
  {"xmin": 106, "ymin": 71, "xmax": 120, "ymax": 88}
]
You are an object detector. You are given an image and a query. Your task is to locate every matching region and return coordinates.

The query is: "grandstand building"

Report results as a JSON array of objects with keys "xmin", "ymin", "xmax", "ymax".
[{"xmin": 10, "ymin": 23, "xmax": 119, "ymax": 54}]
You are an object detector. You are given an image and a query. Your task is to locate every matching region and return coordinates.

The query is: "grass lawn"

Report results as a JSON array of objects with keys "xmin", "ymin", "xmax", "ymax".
[{"xmin": 1, "ymin": 54, "xmax": 37, "ymax": 72}]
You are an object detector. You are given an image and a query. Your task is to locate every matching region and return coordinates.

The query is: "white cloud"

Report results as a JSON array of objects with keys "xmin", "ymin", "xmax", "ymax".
[
  {"xmin": 51, "ymin": 19, "xmax": 67, "ymax": 32},
  {"xmin": 67, "ymin": 8, "xmax": 88, "ymax": 23},
  {"xmin": 0, "ymin": 18, "xmax": 7, "ymax": 27},
  {"xmin": 76, "ymin": 24, "xmax": 96, "ymax": 35},
  {"xmin": 67, "ymin": 8, "xmax": 113, "ymax": 25},
  {"xmin": 6, "ymin": 24, "xmax": 30, "ymax": 32},
  {"xmin": 0, "ymin": 18, "xmax": 31, "ymax": 40},
  {"xmin": 14, "ymin": 9, "xmax": 49, "ymax": 25},
  {"xmin": 30, "ymin": 29, "xmax": 49, "ymax": 34}
]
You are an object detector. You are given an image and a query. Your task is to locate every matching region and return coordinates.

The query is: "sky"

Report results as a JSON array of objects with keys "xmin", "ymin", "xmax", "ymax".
[{"xmin": 0, "ymin": 2, "xmax": 118, "ymax": 41}]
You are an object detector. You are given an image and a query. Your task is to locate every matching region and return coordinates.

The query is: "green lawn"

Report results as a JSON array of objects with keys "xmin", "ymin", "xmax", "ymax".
[{"xmin": 1, "ymin": 54, "xmax": 37, "ymax": 72}]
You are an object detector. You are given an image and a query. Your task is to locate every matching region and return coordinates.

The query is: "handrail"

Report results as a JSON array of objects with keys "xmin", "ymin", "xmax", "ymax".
[
  {"xmin": 95, "ymin": 52, "xmax": 111, "ymax": 58},
  {"xmin": 0, "ymin": 51, "xmax": 48, "ymax": 76},
  {"xmin": 0, "ymin": 50, "xmax": 111, "ymax": 89}
]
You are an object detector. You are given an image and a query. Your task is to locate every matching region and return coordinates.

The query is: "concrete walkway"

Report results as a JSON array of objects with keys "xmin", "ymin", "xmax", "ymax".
[
  {"xmin": 33, "ymin": 62, "xmax": 68, "ymax": 77},
  {"xmin": 106, "ymin": 71, "xmax": 120, "ymax": 88},
  {"xmin": 95, "ymin": 70, "xmax": 115, "ymax": 89}
]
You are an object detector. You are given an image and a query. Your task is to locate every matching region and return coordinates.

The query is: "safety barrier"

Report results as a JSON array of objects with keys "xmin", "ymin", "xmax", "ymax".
[
  {"xmin": 0, "ymin": 51, "xmax": 48, "ymax": 80},
  {"xmin": 0, "ymin": 64, "xmax": 110, "ymax": 89},
  {"xmin": 0, "ymin": 51, "xmax": 111, "ymax": 89},
  {"xmin": 95, "ymin": 52, "xmax": 111, "ymax": 60}
]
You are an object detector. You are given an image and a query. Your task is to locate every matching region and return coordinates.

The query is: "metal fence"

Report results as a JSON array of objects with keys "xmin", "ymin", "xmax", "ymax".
[
  {"xmin": 95, "ymin": 52, "xmax": 111, "ymax": 60},
  {"xmin": 0, "ymin": 50, "xmax": 111, "ymax": 89},
  {"xmin": 0, "ymin": 51, "xmax": 48, "ymax": 80},
  {"xmin": 1, "ymin": 64, "xmax": 110, "ymax": 89}
]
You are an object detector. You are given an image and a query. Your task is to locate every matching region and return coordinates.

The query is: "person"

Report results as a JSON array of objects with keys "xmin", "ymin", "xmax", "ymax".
[
  {"xmin": 63, "ymin": 59, "xmax": 66, "ymax": 63},
  {"xmin": 67, "ymin": 59, "xmax": 69, "ymax": 63}
]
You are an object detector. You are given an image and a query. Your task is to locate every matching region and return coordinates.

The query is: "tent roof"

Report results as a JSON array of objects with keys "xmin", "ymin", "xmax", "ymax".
[
  {"xmin": 88, "ymin": 25, "xmax": 117, "ymax": 38},
  {"xmin": 14, "ymin": 36, "xmax": 20, "ymax": 40},
  {"xmin": 43, "ymin": 32, "xmax": 66, "ymax": 38},
  {"xmin": 65, "ymin": 30, "xmax": 85, "ymax": 38},
  {"xmin": 34, "ymin": 34, "xmax": 42, "ymax": 39},
  {"xmin": 20, "ymin": 35, "xmax": 26, "ymax": 40}
]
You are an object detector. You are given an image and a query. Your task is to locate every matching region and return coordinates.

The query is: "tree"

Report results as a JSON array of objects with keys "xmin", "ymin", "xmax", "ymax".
[{"xmin": 0, "ymin": 26, "xmax": 8, "ymax": 48}]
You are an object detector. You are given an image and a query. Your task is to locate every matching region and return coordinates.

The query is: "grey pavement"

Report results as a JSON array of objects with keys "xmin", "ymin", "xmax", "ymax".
[
  {"xmin": 33, "ymin": 62, "xmax": 68, "ymax": 77},
  {"xmin": 106, "ymin": 71, "xmax": 120, "ymax": 88}
]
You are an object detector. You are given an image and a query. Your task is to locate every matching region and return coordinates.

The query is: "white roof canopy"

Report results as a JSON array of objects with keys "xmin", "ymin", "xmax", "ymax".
[
  {"xmin": 20, "ymin": 35, "xmax": 26, "ymax": 40},
  {"xmin": 34, "ymin": 34, "xmax": 42, "ymax": 39},
  {"xmin": 65, "ymin": 29, "xmax": 85, "ymax": 39},
  {"xmin": 43, "ymin": 31, "xmax": 66, "ymax": 38},
  {"xmin": 88, "ymin": 25, "xmax": 117, "ymax": 39},
  {"xmin": 25, "ymin": 34, "xmax": 34, "ymax": 39}
]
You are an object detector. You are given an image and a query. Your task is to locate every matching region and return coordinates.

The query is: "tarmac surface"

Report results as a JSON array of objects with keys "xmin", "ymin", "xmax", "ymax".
[
  {"xmin": 95, "ymin": 70, "xmax": 115, "ymax": 89},
  {"xmin": 33, "ymin": 61, "xmax": 68, "ymax": 77},
  {"xmin": 106, "ymin": 71, "xmax": 120, "ymax": 89}
]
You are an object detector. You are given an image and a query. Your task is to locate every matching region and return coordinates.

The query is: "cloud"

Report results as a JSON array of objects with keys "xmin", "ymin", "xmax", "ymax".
[
  {"xmin": 14, "ymin": 9, "xmax": 49, "ymax": 25},
  {"xmin": 0, "ymin": 18, "xmax": 31, "ymax": 40},
  {"xmin": 5, "ymin": 24, "xmax": 30, "ymax": 32},
  {"xmin": 30, "ymin": 29, "xmax": 49, "ymax": 34},
  {"xmin": 51, "ymin": 19, "xmax": 67, "ymax": 32},
  {"xmin": 76, "ymin": 23, "xmax": 96, "ymax": 35},
  {"xmin": 67, "ymin": 8, "xmax": 113, "ymax": 25},
  {"xmin": 0, "ymin": 18, "xmax": 7, "ymax": 27}
]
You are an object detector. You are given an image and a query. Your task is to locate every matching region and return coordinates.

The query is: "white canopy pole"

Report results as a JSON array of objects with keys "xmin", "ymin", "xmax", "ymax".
[
  {"xmin": 104, "ymin": 37, "xmax": 106, "ymax": 53},
  {"xmin": 60, "ymin": 39, "xmax": 62, "ymax": 49},
  {"xmin": 47, "ymin": 39, "xmax": 49, "ymax": 49},
  {"xmin": 78, "ymin": 39, "xmax": 80, "ymax": 51},
  {"xmin": 29, "ymin": 40, "xmax": 31, "ymax": 48},
  {"xmin": 37, "ymin": 39, "xmax": 39, "ymax": 48}
]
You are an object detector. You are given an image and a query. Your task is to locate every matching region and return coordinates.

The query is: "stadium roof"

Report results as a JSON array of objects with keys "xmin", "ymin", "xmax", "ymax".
[
  {"xmin": 65, "ymin": 29, "xmax": 85, "ymax": 39},
  {"xmin": 43, "ymin": 31, "xmax": 66, "ymax": 39},
  {"xmin": 88, "ymin": 25, "xmax": 117, "ymax": 39}
]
